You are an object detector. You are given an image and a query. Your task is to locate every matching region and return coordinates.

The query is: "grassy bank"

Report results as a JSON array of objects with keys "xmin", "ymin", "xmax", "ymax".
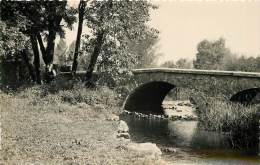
[
  {"xmin": 195, "ymin": 97, "xmax": 259, "ymax": 132},
  {"xmin": 0, "ymin": 85, "xmax": 164, "ymax": 164},
  {"xmin": 168, "ymin": 89, "xmax": 259, "ymax": 136},
  {"xmin": 195, "ymin": 96, "xmax": 259, "ymax": 150}
]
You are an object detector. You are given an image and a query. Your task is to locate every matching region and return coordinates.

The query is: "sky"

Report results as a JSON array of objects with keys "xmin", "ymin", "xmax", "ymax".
[
  {"xmin": 148, "ymin": 1, "xmax": 260, "ymax": 64},
  {"xmin": 66, "ymin": 1, "xmax": 260, "ymax": 65}
]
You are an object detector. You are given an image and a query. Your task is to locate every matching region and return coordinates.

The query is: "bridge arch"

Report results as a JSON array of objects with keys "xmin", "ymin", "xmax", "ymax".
[
  {"xmin": 230, "ymin": 88, "xmax": 260, "ymax": 105},
  {"xmin": 123, "ymin": 81, "xmax": 175, "ymax": 115}
]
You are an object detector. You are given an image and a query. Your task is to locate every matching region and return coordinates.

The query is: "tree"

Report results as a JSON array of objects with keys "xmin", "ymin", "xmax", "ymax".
[
  {"xmin": 160, "ymin": 60, "xmax": 176, "ymax": 68},
  {"xmin": 1, "ymin": 1, "xmax": 46, "ymax": 84},
  {"xmin": 160, "ymin": 58, "xmax": 193, "ymax": 69},
  {"xmin": 224, "ymin": 55, "xmax": 260, "ymax": 72},
  {"xmin": 39, "ymin": 1, "xmax": 76, "ymax": 82},
  {"xmin": 29, "ymin": 35, "xmax": 41, "ymax": 83},
  {"xmin": 71, "ymin": 0, "xmax": 87, "ymax": 76},
  {"xmin": 21, "ymin": 45, "xmax": 35, "ymax": 82},
  {"xmin": 0, "ymin": 21, "xmax": 34, "ymax": 84},
  {"xmin": 130, "ymin": 28, "xmax": 161, "ymax": 68},
  {"xmin": 1, "ymin": 1, "xmax": 77, "ymax": 83},
  {"xmin": 175, "ymin": 58, "xmax": 193, "ymax": 69},
  {"xmin": 0, "ymin": 22, "xmax": 27, "ymax": 60},
  {"xmin": 193, "ymin": 38, "xmax": 231, "ymax": 70},
  {"xmin": 83, "ymin": 0, "xmax": 157, "ymax": 85}
]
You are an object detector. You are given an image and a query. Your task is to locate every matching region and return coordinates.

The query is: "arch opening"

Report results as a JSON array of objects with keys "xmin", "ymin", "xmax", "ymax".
[
  {"xmin": 123, "ymin": 81, "xmax": 175, "ymax": 115},
  {"xmin": 230, "ymin": 88, "xmax": 260, "ymax": 105}
]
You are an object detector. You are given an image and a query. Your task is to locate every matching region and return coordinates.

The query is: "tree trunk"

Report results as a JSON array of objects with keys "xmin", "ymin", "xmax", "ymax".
[
  {"xmin": 45, "ymin": 29, "xmax": 56, "ymax": 69},
  {"xmin": 36, "ymin": 33, "xmax": 47, "ymax": 64},
  {"xmin": 45, "ymin": 28, "xmax": 56, "ymax": 82},
  {"xmin": 21, "ymin": 49, "xmax": 36, "ymax": 82},
  {"xmin": 71, "ymin": 1, "xmax": 86, "ymax": 76},
  {"xmin": 44, "ymin": 3, "xmax": 60, "ymax": 83},
  {"xmin": 85, "ymin": 31, "xmax": 105, "ymax": 84},
  {"xmin": 30, "ymin": 35, "xmax": 42, "ymax": 84}
]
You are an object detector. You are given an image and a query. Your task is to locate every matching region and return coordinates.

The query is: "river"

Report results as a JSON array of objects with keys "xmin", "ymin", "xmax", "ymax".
[{"xmin": 120, "ymin": 101, "xmax": 260, "ymax": 165}]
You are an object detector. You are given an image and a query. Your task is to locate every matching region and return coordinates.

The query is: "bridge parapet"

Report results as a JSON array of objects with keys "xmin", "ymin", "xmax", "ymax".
[{"xmin": 133, "ymin": 68, "xmax": 260, "ymax": 78}]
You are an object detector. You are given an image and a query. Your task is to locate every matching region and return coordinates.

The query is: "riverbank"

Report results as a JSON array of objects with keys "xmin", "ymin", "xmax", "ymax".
[
  {"xmin": 194, "ymin": 96, "xmax": 259, "ymax": 132},
  {"xmin": 0, "ymin": 86, "xmax": 166, "ymax": 164}
]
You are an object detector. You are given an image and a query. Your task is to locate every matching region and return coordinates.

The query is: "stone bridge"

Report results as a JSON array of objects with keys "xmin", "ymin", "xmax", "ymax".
[{"xmin": 123, "ymin": 68, "xmax": 260, "ymax": 114}]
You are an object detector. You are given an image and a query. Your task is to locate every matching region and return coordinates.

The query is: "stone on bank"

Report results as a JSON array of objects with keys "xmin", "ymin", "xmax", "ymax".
[
  {"xmin": 117, "ymin": 120, "xmax": 129, "ymax": 133},
  {"xmin": 126, "ymin": 142, "xmax": 162, "ymax": 157}
]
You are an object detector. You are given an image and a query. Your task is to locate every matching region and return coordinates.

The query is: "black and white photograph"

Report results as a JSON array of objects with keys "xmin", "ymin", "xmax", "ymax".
[{"xmin": 0, "ymin": 0, "xmax": 260, "ymax": 164}]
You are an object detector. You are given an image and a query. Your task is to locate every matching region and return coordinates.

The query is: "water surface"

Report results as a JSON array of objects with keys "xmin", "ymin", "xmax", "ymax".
[{"xmin": 120, "ymin": 114, "xmax": 260, "ymax": 165}]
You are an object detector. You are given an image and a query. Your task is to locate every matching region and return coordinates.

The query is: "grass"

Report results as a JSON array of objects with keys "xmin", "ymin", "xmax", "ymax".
[
  {"xmin": 195, "ymin": 96, "xmax": 259, "ymax": 149},
  {"xmin": 194, "ymin": 96, "xmax": 259, "ymax": 150},
  {"xmin": 0, "ymin": 85, "xmax": 165, "ymax": 164},
  {"xmin": 195, "ymin": 97, "xmax": 259, "ymax": 132},
  {"xmin": 167, "ymin": 88, "xmax": 259, "ymax": 134}
]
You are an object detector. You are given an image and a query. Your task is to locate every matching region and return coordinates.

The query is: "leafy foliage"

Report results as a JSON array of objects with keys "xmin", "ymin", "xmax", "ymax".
[
  {"xmin": 160, "ymin": 60, "xmax": 176, "ymax": 68},
  {"xmin": 223, "ymin": 55, "xmax": 260, "ymax": 72},
  {"xmin": 0, "ymin": 22, "xmax": 27, "ymax": 59},
  {"xmin": 192, "ymin": 38, "xmax": 260, "ymax": 72},
  {"xmin": 1, "ymin": 1, "xmax": 77, "ymax": 83},
  {"xmin": 0, "ymin": 21, "xmax": 31, "ymax": 85},
  {"xmin": 130, "ymin": 28, "xmax": 161, "ymax": 68},
  {"xmin": 193, "ymin": 38, "xmax": 231, "ymax": 70},
  {"xmin": 1, "ymin": 0, "xmax": 159, "ymax": 85},
  {"xmin": 82, "ymin": 0, "xmax": 158, "ymax": 85},
  {"xmin": 160, "ymin": 58, "xmax": 193, "ymax": 69}
]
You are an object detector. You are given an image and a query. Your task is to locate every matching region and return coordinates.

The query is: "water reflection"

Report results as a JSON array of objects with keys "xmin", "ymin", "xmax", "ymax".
[
  {"xmin": 168, "ymin": 121, "xmax": 230, "ymax": 149},
  {"xmin": 120, "ymin": 114, "xmax": 260, "ymax": 164},
  {"xmin": 121, "ymin": 114, "xmax": 170, "ymax": 146}
]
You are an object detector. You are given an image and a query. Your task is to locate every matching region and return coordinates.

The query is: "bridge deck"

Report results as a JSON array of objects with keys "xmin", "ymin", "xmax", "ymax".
[{"xmin": 133, "ymin": 68, "xmax": 260, "ymax": 78}]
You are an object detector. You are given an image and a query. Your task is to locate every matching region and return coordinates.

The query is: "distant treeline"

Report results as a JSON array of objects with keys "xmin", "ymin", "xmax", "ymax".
[{"xmin": 161, "ymin": 38, "xmax": 260, "ymax": 72}]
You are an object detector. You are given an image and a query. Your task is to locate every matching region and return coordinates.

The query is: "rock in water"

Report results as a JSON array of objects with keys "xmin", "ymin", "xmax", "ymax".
[
  {"xmin": 107, "ymin": 115, "xmax": 119, "ymax": 121},
  {"xmin": 126, "ymin": 142, "xmax": 162, "ymax": 156},
  {"xmin": 117, "ymin": 132, "xmax": 130, "ymax": 139},
  {"xmin": 117, "ymin": 120, "xmax": 129, "ymax": 133},
  {"xmin": 162, "ymin": 147, "xmax": 177, "ymax": 153}
]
